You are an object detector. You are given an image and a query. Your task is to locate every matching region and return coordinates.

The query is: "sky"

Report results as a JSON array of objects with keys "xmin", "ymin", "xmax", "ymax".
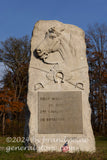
[
  {"xmin": 0, "ymin": 0, "xmax": 107, "ymax": 42},
  {"xmin": 0, "ymin": 0, "xmax": 107, "ymax": 79},
  {"xmin": 0, "ymin": 62, "xmax": 5, "ymax": 84}
]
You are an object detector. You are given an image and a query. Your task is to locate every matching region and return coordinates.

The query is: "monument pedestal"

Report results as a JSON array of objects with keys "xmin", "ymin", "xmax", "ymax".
[{"xmin": 30, "ymin": 135, "xmax": 94, "ymax": 152}]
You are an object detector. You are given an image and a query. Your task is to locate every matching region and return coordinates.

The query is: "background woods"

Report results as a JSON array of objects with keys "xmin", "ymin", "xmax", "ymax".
[
  {"xmin": 86, "ymin": 23, "xmax": 107, "ymax": 135},
  {"xmin": 0, "ymin": 23, "xmax": 107, "ymax": 136},
  {"xmin": 0, "ymin": 36, "xmax": 30, "ymax": 136}
]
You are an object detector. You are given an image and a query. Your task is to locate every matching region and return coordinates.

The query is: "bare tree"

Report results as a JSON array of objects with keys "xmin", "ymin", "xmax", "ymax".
[
  {"xmin": 0, "ymin": 35, "xmax": 30, "ymax": 101},
  {"xmin": 0, "ymin": 36, "xmax": 30, "ymax": 136},
  {"xmin": 86, "ymin": 23, "xmax": 107, "ymax": 135}
]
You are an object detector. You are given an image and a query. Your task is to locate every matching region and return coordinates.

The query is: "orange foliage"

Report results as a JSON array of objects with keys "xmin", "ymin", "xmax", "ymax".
[
  {"xmin": 0, "ymin": 88, "xmax": 25, "ymax": 114},
  {"xmin": 6, "ymin": 118, "xmax": 12, "ymax": 125}
]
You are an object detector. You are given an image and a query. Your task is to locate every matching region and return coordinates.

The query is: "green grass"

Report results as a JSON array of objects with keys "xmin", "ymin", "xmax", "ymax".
[
  {"xmin": 95, "ymin": 136, "xmax": 107, "ymax": 160},
  {"xmin": 0, "ymin": 136, "xmax": 107, "ymax": 160}
]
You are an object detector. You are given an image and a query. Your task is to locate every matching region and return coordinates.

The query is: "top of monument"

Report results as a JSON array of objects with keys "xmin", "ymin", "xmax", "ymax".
[{"xmin": 33, "ymin": 20, "xmax": 85, "ymax": 38}]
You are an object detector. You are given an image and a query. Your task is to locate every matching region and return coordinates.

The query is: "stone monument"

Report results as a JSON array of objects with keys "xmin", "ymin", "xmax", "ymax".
[{"xmin": 26, "ymin": 20, "xmax": 96, "ymax": 152}]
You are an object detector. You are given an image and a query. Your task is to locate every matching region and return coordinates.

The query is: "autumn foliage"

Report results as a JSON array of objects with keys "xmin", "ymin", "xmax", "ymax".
[
  {"xmin": 0, "ymin": 88, "xmax": 24, "ymax": 113},
  {"xmin": 0, "ymin": 88, "xmax": 25, "ymax": 135}
]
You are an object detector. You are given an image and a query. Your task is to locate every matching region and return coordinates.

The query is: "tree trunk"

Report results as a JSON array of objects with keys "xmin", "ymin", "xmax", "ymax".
[{"xmin": 2, "ymin": 113, "xmax": 5, "ymax": 136}]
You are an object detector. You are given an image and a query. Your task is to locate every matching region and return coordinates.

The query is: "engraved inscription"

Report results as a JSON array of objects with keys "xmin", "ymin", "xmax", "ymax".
[{"xmin": 38, "ymin": 91, "xmax": 83, "ymax": 134}]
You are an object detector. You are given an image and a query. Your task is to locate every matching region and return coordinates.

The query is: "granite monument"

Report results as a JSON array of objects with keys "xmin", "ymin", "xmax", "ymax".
[{"xmin": 26, "ymin": 20, "xmax": 96, "ymax": 152}]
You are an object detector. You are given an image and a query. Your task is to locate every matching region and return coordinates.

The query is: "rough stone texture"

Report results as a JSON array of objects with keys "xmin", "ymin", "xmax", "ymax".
[{"xmin": 26, "ymin": 20, "xmax": 96, "ymax": 152}]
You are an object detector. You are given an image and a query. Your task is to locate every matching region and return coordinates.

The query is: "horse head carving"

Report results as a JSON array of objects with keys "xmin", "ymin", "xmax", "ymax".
[
  {"xmin": 33, "ymin": 23, "xmax": 86, "ymax": 69},
  {"xmin": 34, "ymin": 27, "xmax": 67, "ymax": 64}
]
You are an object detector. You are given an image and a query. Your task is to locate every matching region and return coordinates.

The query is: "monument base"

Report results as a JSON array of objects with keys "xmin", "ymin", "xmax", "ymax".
[
  {"xmin": 29, "ymin": 134, "xmax": 95, "ymax": 153},
  {"xmin": 27, "ymin": 90, "xmax": 96, "ymax": 153}
]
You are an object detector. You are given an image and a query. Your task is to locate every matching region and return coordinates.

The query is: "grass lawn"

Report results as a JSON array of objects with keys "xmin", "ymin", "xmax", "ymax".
[{"xmin": 0, "ymin": 136, "xmax": 107, "ymax": 160}]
